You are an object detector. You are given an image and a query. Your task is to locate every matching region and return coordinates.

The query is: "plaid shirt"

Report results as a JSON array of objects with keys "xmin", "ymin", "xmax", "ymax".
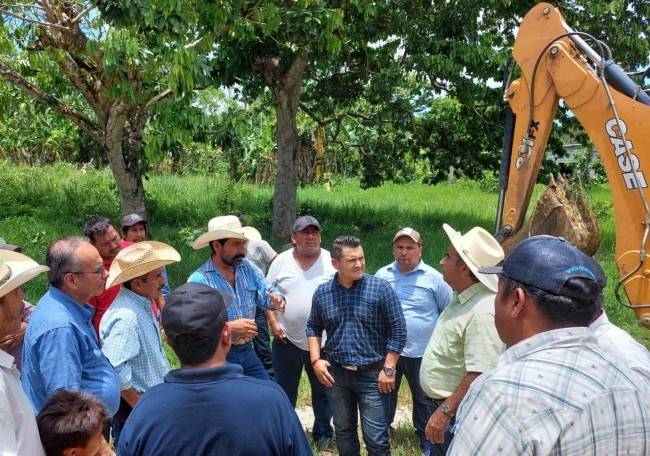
[
  {"xmin": 188, "ymin": 258, "xmax": 278, "ymax": 321},
  {"xmin": 448, "ymin": 327, "xmax": 650, "ymax": 455},
  {"xmin": 99, "ymin": 288, "xmax": 170, "ymax": 393},
  {"xmin": 307, "ymin": 273, "xmax": 406, "ymax": 366}
]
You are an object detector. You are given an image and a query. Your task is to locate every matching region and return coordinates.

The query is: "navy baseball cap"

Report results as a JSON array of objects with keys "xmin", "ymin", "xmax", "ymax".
[
  {"xmin": 479, "ymin": 235, "xmax": 606, "ymax": 296},
  {"xmin": 292, "ymin": 216, "xmax": 321, "ymax": 233},
  {"xmin": 162, "ymin": 282, "xmax": 230, "ymax": 357}
]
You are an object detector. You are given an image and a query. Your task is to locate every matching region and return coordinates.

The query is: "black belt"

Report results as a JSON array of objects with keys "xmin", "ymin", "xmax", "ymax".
[
  {"xmin": 338, "ymin": 359, "xmax": 384, "ymax": 372},
  {"xmin": 428, "ymin": 397, "xmax": 448, "ymax": 407}
]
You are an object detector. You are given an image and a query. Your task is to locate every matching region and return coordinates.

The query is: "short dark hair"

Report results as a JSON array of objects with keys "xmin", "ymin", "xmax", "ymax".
[
  {"xmin": 46, "ymin": 237, "xmax": 90, "ymax": 288},
  {"xmin": 121, "ymin": 222, "xmax": 149, "ymax": 238},
  {"xmin": 209, "ymin": 239, "xmax": 228, "ymax": 254},
  {"xmin": 172, "ymin": 333, "xmax": 220, "ymax": 366},
  {"xmin": 331, "ymin": 235, "xmax": 361, "ymax": 260},
  {"xmin": 84, "ymin": 216, "xmax": 114, "ymax": 243},
  {"xmin": 455, "ymin": 253, "xmax": 478, "ymax": 283},
  {"xmin": 500, "ymin": 275, "xmax": 602, "ymax": 327},
  {"xmin": 36, "ymin": 389, "xmax": 109, "ymax": 456}
]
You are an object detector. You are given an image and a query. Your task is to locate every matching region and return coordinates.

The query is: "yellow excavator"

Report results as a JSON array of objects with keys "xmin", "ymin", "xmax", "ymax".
[{"xmin": 495, "ymin": 3, "xmax": 650, "ymax": 327}]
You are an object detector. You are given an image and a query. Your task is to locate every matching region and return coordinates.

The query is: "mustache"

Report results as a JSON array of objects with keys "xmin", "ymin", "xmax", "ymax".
[{"xmin": 233, "ymin": 254, "xmax": 245, "ymax": 260}]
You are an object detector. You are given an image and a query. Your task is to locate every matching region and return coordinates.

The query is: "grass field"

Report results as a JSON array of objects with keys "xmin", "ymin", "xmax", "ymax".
[{"xmin": 2, "ymin": 161, "xmax": 649, "ymax": 454}]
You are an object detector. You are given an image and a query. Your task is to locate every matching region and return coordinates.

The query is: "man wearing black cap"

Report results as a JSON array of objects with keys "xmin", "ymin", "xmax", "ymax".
[
  {"xmin": 266, "ymin": 215, "xmax": 336, "ymax": 448},
  {"xmin": 116, "ymin": 282, "xmax": 312, "ymax": 456},
  {"xmin": 448, "ymin": 236, "xmax": 650, "ymax": 455}
]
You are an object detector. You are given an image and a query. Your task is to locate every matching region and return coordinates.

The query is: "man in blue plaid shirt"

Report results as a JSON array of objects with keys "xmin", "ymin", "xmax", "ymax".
[
  {"xmin": 307, "ymin": 235, "xmax": 406, "ymax": 456},
  {"xmin": 188, "ymin": 215, "xmax": 286, "ymax": 380}
]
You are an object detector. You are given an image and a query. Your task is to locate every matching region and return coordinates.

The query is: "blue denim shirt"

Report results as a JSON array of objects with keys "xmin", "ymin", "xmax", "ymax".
[
  {"xmin": 307, "ymin": 273, "xmax": 406, "ymax": 366},
  {"xmin": 22, "ymin": 286, "xmax": 120, "ymax": 415},
  {"xmin": 188, "ymin": 258, "xmax": 280, "ymax": 321}
]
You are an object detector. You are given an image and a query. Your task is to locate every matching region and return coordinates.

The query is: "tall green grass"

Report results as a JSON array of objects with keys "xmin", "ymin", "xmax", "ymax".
[
  {"xmin": 3, "ymin": 161, "xmax": 649, "ymax": 454},
  {"xmin": 1, "ymin": 160, "xmax": 646, "ymax": 347}
]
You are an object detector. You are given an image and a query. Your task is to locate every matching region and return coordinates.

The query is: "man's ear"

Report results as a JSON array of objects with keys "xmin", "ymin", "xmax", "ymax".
[
  {"xmin": 220, "ymin": 321, "xmax": 231, "ymax": 346},
  {"xmin": 509, "ymin": 287, "xmax": 528, "ymax": 319}
]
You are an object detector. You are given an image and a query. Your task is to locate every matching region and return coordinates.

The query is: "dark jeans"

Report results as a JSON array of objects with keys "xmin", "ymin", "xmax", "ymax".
[
  {"xmin": 386, "ymin": 356, "xmax": 432, "ymax": 452},
  {"xmin": 272, "ymin": 339, "xmax": 333, "ymax": 442},
  {"xmin": 325, "ymin": 362, "xmax": 391, "ymax": 456},
  {"xmin": 428, "ymin": 401, "xmax": 455, "ymax": 456},
  {"xmin": 228, "ymin": 342, "xmax": 270, "ymax": 380},
  {"xmin": 253, "ymin": 307, "xmax": 274, "ymax": 380}
]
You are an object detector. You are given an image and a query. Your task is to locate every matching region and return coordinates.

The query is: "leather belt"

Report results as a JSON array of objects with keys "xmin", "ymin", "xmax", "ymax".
[
  {"xmin": 232, "ymin": 336, "xmax": 252, "ymax": 346},
  {"xmin": 341, "ymin": 359, "xmax": 384, "ymax": 372},
  {"xmin": 428, "ymin": 397, "xmax": 448, "ymax": 407}
]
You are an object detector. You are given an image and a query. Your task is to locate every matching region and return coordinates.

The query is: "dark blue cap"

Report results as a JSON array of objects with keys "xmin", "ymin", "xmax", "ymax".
[{"xmin": 479, "ymin": 235, "xmax": 606, "ymax": 295}]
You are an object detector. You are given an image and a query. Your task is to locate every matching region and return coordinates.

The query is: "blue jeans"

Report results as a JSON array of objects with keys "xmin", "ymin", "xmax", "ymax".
[
  {"xmin": 272, "ymin": 339, "xmax": 333, "ymax": 442},
  {"xmin": 253, "ymin": 307, "xmax": 274, "ymax": 380},
  {"xmin": 227, "ymin": 342, "xmax": 269, "ymax": 380},
  {"xmin": 386, "ymin": 356, "xmax": 432, "ymax": 452},
  {"xmin": 428, "ymin": 402, "xmax": 455, "ymax": 456},
  {"xmin": 325, "ymin": 362, "xmax": 391, "ymax": 456}
]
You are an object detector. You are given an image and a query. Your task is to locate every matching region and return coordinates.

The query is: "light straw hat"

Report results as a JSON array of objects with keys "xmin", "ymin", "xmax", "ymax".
[
  {"xmin": 0, "ymin": 250, "xmax": 49, "ymax": 299},
  {"xmin": 192, "ymin": 215, "xmax": 261, "ymax": 250},
  {"xmin": 443, "ymin": 223, "xmax": 504, "ymax": 292},
  {"xmin": 106, "ymin": 241, "xmax": 181, "ymax": 289}
]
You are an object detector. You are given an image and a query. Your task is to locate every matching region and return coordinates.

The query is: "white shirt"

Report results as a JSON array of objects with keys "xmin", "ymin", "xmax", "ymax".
[
  {"xmin": 266, "ymin": 248, "xmax": 335, "ymax": 350},
  {"xmin": 0, "ymin": 349, "xmax": 46, "ymax": 456},
  {"xmin": 590, "ymin": 311, "xmax": 650, "ymax": 383}
]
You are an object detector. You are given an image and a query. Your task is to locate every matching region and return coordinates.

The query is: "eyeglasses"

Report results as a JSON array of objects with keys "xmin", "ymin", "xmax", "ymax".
[{"xmin": 68, "ymin": 267, "xmax": 106, "ymax": 276}]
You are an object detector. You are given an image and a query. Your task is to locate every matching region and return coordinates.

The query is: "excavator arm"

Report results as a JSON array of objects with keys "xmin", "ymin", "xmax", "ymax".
[{"xmin": 495, "ymin": 3, "xmax": 650, "ymax": 327}]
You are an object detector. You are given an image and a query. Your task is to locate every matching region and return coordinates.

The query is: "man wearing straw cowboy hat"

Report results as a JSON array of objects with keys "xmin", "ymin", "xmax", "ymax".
[
  {"xmin": 419, "ymin": 224, "xmax": 505, "ymax": 455},
  {"xmin": 22, "ymin": 236, "xmax": 120, "ymax": 455},
  {"xmin": 100, "ymin": 241, "xmax": 181, "ymax": 446},
  {"xmin": 189, "ymin": 215, "xmax": 286, "ymax": 380},
  {"xmin": 0, "ymin": 237, "xmax": 37, "ymax": 372},
  {"xmin": 0, "ymin": 249, "xmax": 48, "ymax": 455}
]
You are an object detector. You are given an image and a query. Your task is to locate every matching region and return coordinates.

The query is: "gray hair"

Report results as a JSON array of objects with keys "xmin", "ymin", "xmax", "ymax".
[{"xmin": 46, "ymin": 237, "xmax": 90, "ymax": 288}]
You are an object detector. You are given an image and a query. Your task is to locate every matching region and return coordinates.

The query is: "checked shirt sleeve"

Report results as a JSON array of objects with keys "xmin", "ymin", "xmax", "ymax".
[{"xmin": 381, "ymin": 280, "xmax": 406, "ymax": 354}]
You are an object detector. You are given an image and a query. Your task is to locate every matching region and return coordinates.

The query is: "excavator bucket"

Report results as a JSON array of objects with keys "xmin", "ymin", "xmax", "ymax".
[{"xmin": 502, "ymin": 175, "xmax": 601, "ymax": 257}]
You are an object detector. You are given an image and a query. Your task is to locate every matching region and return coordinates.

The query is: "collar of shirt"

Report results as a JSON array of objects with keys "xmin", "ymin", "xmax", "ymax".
[
  {"xmin": 116, "ymin": 286, "xmax": 154, "ymax": 311},
  {"xmin": 499, "ymin": 326, "xmax": 596, "ymax": 367},
  {"xmin": 588, "ymin": 311, "xmax": 609, "ymax": 337},
  {"xmin": 386, "ymin": 260, "xmax": 426, "ymax": 276},
  {"xmin": 456, "ymin": 281, "xmax": 489, "ymax": 306},
  {"xmin": 164, "ymin": 364, "xmax": 245, "ymax": 384},
  {"xmin": 0, "ymin": 349, "xmax": 15, "ymax": 369},
  {"xmin": 49, "ymin": 285, "xmax": 95, "ymax": 322},
  {"xmin": 332, "ymin": 272, "xmax": 367, "ymax": 290}
]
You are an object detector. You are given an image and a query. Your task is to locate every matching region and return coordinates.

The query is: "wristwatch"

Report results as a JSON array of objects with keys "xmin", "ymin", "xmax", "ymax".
[
  {"xmin": 382, "ymin": 366, "xmax": 395, "ymax": 376},
  {"xmin": 440, "ymin": 403, "xmax": 455, "ymax": 418}
]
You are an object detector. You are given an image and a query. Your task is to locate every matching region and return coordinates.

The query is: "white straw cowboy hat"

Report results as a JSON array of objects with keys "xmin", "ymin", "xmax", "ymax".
[
  {"xmin": 443, "ymin": 223, "xmax": 504, "ymax": 292},
  {"xmin": 106, "ymin": 241, "xmax": 181, "ymax": 289},
  {"xmin": 0, "ymin": 250, "xmax": 49, "ymax": 299},
  {"xmin": 192, "ymin": 215, "xmax": 262, "ymax": 250}
]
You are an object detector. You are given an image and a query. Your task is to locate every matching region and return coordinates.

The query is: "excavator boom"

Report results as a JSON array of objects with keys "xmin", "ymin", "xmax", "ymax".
[{"xmin": 496, "ymin": 3, "xmax": 650, "ymax": 327}]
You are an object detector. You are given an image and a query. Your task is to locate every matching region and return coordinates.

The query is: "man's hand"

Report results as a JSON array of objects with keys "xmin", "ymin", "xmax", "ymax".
[
  {"xmin": 312, "ymin": 359, "xmax": 335, "ymax": 387},
  {"xmin": 0, "ymin": 322, "xmax": 27, "ymax": 350},
  {"xmin": 97, "ymin": 436, "xmax": 115, "ymax": 456},
  {"xmin": 269, "ymin": 319, "xmax": 286, "ymax": 344},
  {"xmin": 378, "ymin": 369, "xmax": 396, "ymax": 394},
  {"xmin": 425, "ymin": 407, "xmax": 452, "ymax": 444},
  {"xmin": 266, "ymin": 292, "xmax": 286, "ymax": 314},
  {"xmin": 228, "ymin": 318, "xmax": 258, "ymax": 338}
]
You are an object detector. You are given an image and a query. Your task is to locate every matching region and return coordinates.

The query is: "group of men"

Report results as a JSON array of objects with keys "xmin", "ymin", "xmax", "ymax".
[{"xmin": 2, "ymin": 210, "xmax": 650, "ymax": 456}]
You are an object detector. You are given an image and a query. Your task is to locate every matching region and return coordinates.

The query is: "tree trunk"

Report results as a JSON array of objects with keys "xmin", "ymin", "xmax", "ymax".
[
  {"xmin": 262, "ymin": 55, "xmax": 307, "ymax": 238},
  {"xmin": 103, "ymin": 101, "xmax": 147, "ymax": 218}
]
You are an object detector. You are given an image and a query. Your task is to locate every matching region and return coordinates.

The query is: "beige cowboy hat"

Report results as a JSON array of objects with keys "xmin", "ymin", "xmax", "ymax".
[
  {"xmin": 106, "ymin": 241, "xmax": 181, "ymax": 289},
  {"xmin": 192, "ymin": 215, "xmax": 261, "ymax": 250},
  {"xmin": 0, "ymin": 250, "xmax": 49, "ymax": 299},
  {"xmin": 443, "ymin": 223, "xmax": 504, "ymax": 292}
]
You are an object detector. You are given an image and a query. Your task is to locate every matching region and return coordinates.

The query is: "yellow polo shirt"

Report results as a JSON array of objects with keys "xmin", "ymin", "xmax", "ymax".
[{"xmin": 419, "ymin": 282, "xmax": 505, "ymax": 399}]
